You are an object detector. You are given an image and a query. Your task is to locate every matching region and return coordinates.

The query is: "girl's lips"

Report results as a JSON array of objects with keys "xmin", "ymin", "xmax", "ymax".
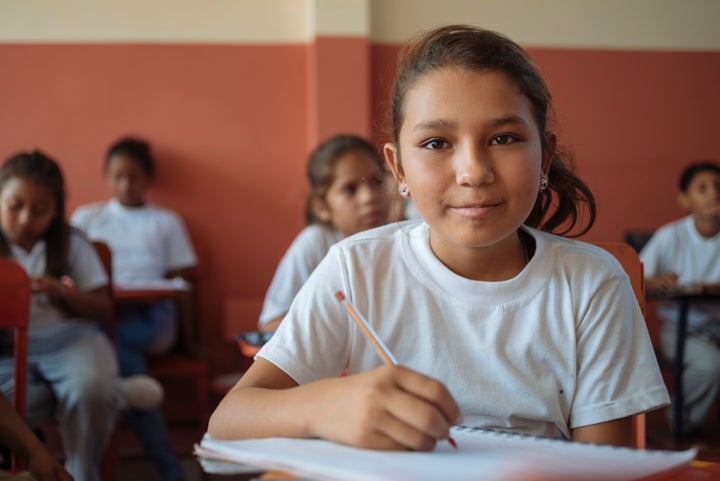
[{"xmin": 450, "ymin": 203, "xmax": 500, "ymax": 218}]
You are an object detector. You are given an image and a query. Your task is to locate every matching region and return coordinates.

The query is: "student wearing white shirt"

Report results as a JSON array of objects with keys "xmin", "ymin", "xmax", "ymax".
[
  {"xmin": 0, "ymin": 151, "xmax": 161, "ymax": 481},
  {"xmin": 640, "ymin": 160, "xmax": 720, "ymax": 439},
  {"xmin": 258, "ymin": 134, "xmax": 392, "ymax": 332},
  {"xmin": 71, "ymin": 137, "xmax": 194, "ymax": 481}
]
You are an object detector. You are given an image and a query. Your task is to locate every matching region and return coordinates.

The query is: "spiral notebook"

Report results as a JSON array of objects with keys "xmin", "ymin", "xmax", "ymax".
[{"xmin": 198, "ymin": 427, "xmax": 696, "ymax": 481}]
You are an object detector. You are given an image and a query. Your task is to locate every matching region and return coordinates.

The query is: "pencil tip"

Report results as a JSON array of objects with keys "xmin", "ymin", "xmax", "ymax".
[
  {"xmin": 335, "ymin": 291, "xmax": 345, "ymax": 301},
  {"xmin": 447, "ymin": 436, "xmax": 458, "ymax": 449}
]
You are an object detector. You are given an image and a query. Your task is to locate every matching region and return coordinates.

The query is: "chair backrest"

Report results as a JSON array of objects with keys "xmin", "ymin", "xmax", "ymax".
[
  {"xmin": 592, "ymin": 241, "xmax": 647, "ymax": 449},
  {"xmin": 0, "ymin": 258, "xmax": 31, "ymax": 471},
  {"xmin": 0, "ymin": 259, "xmax": 31, "ymax": 421}
]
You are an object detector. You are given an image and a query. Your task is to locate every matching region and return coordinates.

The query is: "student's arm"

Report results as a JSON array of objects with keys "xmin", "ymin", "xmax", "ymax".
[
  {"xmin": 644, "ymin": 273, "xmax": 679, "ymax": 293},
  {"xmin": 208, "ymin": 358, "xmax": 461, "ymax": 451},
  {"xmin": 0, "ymin": 394, "xmax": 74, "ymax": 481},
  {"xmin": 31, "ymin": 276, "xmax": 112, "ymax": 323},
  {"xmin": 167, "ymin": 266, "xmax": 197, "ymax": 283},
  {"xmin": 259, "ymin": 315, "xmax": 284, "ymax": 332},
  {"xmin": 571, "ymin": 417, "xmax": 632, "ymax": 447}
]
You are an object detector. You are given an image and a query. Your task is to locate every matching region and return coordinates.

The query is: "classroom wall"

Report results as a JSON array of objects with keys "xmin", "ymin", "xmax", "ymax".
[{"xmin": 1, "ymin": 0, "xmax": 719, "ymax": 374}]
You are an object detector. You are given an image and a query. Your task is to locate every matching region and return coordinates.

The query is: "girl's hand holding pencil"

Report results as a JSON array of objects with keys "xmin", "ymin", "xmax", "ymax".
[{"xmin": 334, "ymin": 291, "xmax": 461, "ymax": 450}]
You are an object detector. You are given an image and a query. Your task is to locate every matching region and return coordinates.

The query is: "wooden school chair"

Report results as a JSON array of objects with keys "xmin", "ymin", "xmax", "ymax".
[
  {"xmin": 0, "ymin": 258, "xmax": 32, "ymax": 471},
  {"xmin": 144, "ymin": 238, "xmax": 209, "ymax": 436},
  {"xmin": 593, "ymin": 241, "xmax": 647, "ymax": 449}
]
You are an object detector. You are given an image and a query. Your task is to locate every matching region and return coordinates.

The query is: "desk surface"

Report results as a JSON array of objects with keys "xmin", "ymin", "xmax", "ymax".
[
  {"xmin": 197, "ymin": 457, "xmax": 720, "ymax": 481},
  {"xmin": 113, "ymin": 287, "xmax": 178, "ymax": 304},
  {"xmin": 647, "ymin": 283, "xmax": 720, "ymax": 299}
]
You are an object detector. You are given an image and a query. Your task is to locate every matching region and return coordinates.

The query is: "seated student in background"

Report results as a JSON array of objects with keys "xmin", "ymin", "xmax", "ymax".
[
  {"xmin": 210, "ymin": 25, "xmax": 669, "ymax": 449},
  {"xmin": 0, "ymin": 151, "xmax": 162, "ymax": 481},
  {"xmin": 71, "ymin": 137, "xmax": 195, "ymax": 481},
  {"xmin": 257, "ymin": 134, "xmax": 392, "ymax": 333},
  {"xmin": 640, "ymin": 160, "xmax": 720, "ymax": 439},
  {"xmin": 0, "ymin": 392, "xmax": 73, "ymax": 481}
]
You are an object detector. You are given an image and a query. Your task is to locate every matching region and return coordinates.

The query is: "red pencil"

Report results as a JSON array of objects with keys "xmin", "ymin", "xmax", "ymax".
[{"xmin": 335, "ymin": 290, "xmax": 458, "ymax": 450}]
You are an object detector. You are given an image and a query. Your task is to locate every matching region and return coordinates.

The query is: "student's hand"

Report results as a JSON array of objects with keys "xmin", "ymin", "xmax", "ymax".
[
  {"xmin": 30, "ymin": 275, "xmax": 68, "ymax": 297},
  {"xmin": 645, "ymin": 273, "xmax": 679, "ymax": 293},
  {"xmin": 27, "ymin": 448, "xmax": 75, "ymax": 481},
  {"xmin": 307, "ymin": 365, "xmax": 461, "ymax": 451}
]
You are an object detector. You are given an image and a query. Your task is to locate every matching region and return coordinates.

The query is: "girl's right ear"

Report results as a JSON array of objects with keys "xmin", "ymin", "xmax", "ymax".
[{"xmin": 383, "ymin": 143, "xmax": 405, "ymax": 183}]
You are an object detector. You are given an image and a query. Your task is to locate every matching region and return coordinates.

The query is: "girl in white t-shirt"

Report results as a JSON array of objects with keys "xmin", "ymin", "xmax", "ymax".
[
  {"xmin": 258, "ymin": 134, "xmax": 392, "ymax": 332},
  {"xmin": 210, "ymin": 25, "xmax": 668, "ymax": 449},
  {"xmin": 0, "ymin": 150, "xmax": 160, "ymax": 481},
  {"xmin": 70, "ymin": 137, "xmax": 193, "ymax": 481}
]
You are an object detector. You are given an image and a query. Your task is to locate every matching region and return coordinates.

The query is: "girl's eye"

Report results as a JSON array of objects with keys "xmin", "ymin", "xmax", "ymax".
[
  {"xmin": 341, "ymin": 184, "xmax": 357, "ymax": 195},
  {"xmin": 422, "ymin": 139, "xmax": 447, "ymax": 150},
  {"xmin": 491, "ymin": 134, "xmax": 516, "ymax": 145}
]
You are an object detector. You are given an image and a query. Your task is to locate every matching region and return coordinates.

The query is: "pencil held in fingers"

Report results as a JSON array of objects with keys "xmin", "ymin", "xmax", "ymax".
[{"xmin": 334, "ymin": 290, "xmax": 459, "ymax": 449}]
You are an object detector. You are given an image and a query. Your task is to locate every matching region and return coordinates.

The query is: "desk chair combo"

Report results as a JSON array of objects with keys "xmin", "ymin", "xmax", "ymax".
[{"xmin": 0, "ymin": 258, "xmax": 31, "ymax": 471}]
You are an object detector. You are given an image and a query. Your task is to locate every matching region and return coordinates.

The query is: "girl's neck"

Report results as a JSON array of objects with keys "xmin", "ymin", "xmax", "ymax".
[{"xmin": 429, "ymin": 229, "xmax": 532, "ymax": 281}]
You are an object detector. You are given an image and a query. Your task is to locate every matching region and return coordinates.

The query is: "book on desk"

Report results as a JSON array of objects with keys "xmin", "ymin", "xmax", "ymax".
[{"xmin": 197, "ymin": 427, "xmax": 696, "ymax": 481}]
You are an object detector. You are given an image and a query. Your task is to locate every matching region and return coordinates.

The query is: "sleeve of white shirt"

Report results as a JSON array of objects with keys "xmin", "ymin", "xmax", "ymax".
[
  {"xmin": 570, "ymin": 268, "xmax": 669, "ymax": 428},
  {"xmin": 639, "ymin": 225, "xmax": 673, "ymax": 278},
  {"xmin": 258, "ymin": 227, "xmax": 335, "ymax": 327},
  {"xmin": 162, "ymin": 211, "xmax": 197, "ymax": 272},
  {"xmin": 68, "ymin": 229, "xmax": 109, "ymax": 291}
]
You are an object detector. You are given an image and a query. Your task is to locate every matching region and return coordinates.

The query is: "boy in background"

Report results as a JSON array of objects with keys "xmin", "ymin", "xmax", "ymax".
[{"xmin": 640, "ymin": 160, "xmax": 720, "ymax": 440}]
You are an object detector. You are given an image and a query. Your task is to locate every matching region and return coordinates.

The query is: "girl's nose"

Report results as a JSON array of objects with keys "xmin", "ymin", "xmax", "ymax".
[{"xmin": 456, "ymin": 145, "xmax": 494, "ymax": 186}]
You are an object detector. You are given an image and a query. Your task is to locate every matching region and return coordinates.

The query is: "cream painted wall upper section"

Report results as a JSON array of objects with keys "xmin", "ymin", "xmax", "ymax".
[
  {"xmin": 371, "ymin": 0, "xmax": 720, "ymax": 50},
  {"xmin": 2, "ymin": 0, "xmax": 719, "ymax": 50},
  {"xmin": 0, "ymin": 0, "xmax": 309, "ymax": 43}
]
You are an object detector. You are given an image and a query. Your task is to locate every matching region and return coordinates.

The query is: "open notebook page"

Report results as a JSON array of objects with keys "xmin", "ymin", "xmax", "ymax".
[{"xmin": 199, "ymin": 427, "xmax": 695, "ymax": 481}]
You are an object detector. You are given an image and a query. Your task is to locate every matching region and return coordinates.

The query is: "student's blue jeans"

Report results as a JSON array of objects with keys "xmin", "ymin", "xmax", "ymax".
[{"xmin": 116, "ymin": 299, "xmax": 185, "ymax": 481}]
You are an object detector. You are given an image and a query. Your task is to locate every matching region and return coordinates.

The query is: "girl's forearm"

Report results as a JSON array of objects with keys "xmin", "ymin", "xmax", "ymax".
[
  {"xmin": 62, "ymin": 289, "xmax": 112, "ymax": 323},
  {"xmin": 208, "ymin": 385, "xmax": 317, "ymax": 440}
]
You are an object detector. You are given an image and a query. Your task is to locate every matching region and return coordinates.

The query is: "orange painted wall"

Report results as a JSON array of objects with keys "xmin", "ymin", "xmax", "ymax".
[
  {"xmin": 2, "ymin": 41, "xmax": 719, "ymax": 373},
  {"xmin": 372, "ymin": 45, "xmax": 720, "ymax": 242},
  {"xmin": 0, "ymin": 43, "xmax": 309, "ymax": 369}
]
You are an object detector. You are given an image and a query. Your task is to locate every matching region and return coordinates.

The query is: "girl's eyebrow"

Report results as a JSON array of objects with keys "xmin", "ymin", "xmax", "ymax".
[{"xmin": 411, "ymin": 115, "xmax": 530, "ymax": 133}]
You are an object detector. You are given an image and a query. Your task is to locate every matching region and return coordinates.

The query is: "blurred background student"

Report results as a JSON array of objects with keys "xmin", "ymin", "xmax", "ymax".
[
  {"xmin": 257, "ymin": 134, "xmax": 392, "ymax": 333},
  {"xmin": 640, "ymin": 160, "xmax": 720, "ymax": 442},
  {"xmin": 0, "ymin": 150, "xmax": 161, "ymax": 481},
  {"xmin": 71, "ymin": 137, "xmax": 196, "ymax": 481}
]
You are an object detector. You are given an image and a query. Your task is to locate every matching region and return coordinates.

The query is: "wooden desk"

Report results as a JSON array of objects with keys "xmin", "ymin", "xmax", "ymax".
[
  {"xmin": 648, "ymin": 284, "xmax": 720, "ymax": 447},
  {"xmin": 113, "ymin": 287, "xmax": 177, "ymax": 305}
]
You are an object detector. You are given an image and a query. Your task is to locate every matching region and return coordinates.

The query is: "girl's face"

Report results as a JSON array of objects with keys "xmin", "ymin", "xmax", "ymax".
[
  {"xmin": 106, "ymin": 153, "xmax": 150, "ymax": 207},
  {"xmin": 314, "ymin": 150, "xmax": 390, "ymax": 237},
  {"xmin": 385, "ymin": 68, "xmax": 548, "ymax": 274},
  {"xmin": 0, "ymin": 176, "xmax": 57, "ymax": 252}
]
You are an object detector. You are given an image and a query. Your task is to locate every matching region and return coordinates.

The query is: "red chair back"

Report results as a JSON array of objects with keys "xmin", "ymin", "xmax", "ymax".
[{"xmin": 0, "ymin": 258, "xmax": 31, "ymax": 469}]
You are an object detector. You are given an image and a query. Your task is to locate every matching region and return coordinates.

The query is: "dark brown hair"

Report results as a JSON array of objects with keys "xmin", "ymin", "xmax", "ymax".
[
  {"xmin": 0, "ymin": 150, "xmax": 70, "ymax": 277},
  {"xmin": 305, "ymin": 134, "xmax": 384, "ymax": 225},
  {"xmin": 678, "ymin": 160, "xmax": 720, "ymax": 192},
  {"xmin": 105, "ymin": 136, "xmax": 155, "ymax": 178},
  {"xmin": 389, "ymin": 25, "xmax": 595, "ymax": 236}
]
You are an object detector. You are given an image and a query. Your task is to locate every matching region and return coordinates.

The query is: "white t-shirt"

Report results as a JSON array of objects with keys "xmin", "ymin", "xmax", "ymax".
[
  {"xmin": 258, "ymin": 221, "xmax": 669, "ymax": 439},
  {"xmin": 258, "ymin": 224, "xmax": 343, "ymax": 327},
  {"xmin": 10, "ymin": 229, "xmax": 108, "ymax": 340},
  {"xmin": 640, "ymin": 215, "xmax": 720, "ymax": 330},
  {"xmin": 71, "ymin": 199, "xmax": 197, "ymax": 286}
]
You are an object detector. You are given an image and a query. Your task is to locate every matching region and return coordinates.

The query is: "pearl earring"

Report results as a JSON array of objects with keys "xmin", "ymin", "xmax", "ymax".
[
  {"xmin": 399, "ymin": 183, "xmax": 410, "ymax": 197},
  {"xmin": 539, "ymin": 174, "xmax": 549, "ymax": 192}
]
